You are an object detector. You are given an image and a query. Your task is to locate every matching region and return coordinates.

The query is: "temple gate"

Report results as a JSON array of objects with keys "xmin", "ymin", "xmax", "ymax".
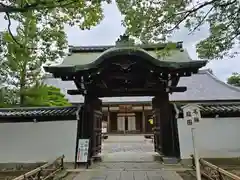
[{"xmin": 44, "ymin": 34, "xmax": 207, "ymax": 166}]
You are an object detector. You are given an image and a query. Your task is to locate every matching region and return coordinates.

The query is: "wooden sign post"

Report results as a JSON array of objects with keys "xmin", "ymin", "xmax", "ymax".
[{"xmin": 182, "ymin": 104, "xmax": 202, "ymax": 180}]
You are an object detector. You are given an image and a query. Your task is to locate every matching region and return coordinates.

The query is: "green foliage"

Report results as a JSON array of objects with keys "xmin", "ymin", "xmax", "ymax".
[
  {"xmin": 21, "ymin": 84, "xmax": 71, "ymax": 107},
  {"xmin": 227, "ymin": 73, "xmax": 240, "ymax": 87},
  {"xmin": 0, "ymin": 87, "xmax": 17, "ymax": 107},
  {"xmin": 1, "ymin": 10, "xmax": 66, "ymax": 105},
  {"xmin": 116, "ymin": 0, "xmax": 240, "ymax": 59},
  {"xmin": 0, "ymin": 88, "xmax": 7, "ymax": 108},
  {"xmin": 0, "ymin": 0, "xmax": 107, "ymax": 106}
]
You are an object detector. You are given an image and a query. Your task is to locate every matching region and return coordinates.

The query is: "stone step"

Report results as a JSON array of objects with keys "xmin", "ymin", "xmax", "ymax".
[{"xmin": 162, "ymin": 157, "xmax": 180, "ymax": 164}]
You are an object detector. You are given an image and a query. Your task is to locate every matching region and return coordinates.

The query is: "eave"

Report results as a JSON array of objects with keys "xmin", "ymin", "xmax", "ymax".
[{"xmin": 1, "ymin": 103, "xmax": 240, "ymax": 122}]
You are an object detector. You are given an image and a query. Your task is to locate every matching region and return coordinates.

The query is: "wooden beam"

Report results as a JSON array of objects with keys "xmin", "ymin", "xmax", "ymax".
[
  {"xmin": 68, "ymin": 89, "xmax": 163, "ymax": 97},
  {"xmin": 169, "ymin": 86, "xmax": 187, "ymax": 93},
  {"xmin": 68, "ymin": 89, "xmax": 81, "ymax": 95},
  {"xmin": 67, "ymin": 86, "xmax": 186, "ymax": 96},
  {"xmin": 12, "ymin": 155, "xmax": 64, "ymax": 180}
]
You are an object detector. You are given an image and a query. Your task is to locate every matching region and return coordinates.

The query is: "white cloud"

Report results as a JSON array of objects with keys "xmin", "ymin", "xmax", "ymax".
[
  {"xmin": 65, "ymin": 1, "xmax": 125, "ymax": 46},
  {"xmin": 0, "ymin": 2, "xmax": 240, "ymax": 82}
]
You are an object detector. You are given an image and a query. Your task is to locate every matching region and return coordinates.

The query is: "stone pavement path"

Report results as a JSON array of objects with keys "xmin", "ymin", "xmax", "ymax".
[
  {"xmin": 73, "ymin": 168, "xmax": 183, "ymax": 180},
  {"xmin": 73, "ymin": 135, "xmax": 183, "ymax": 180},
  {"xmin": 101, "ymin": 135, "xmax": 157, "ymax": 162}
]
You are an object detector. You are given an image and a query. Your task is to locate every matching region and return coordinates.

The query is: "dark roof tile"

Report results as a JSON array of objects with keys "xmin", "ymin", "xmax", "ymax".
[
  {"xmin": 178, "ymin": 104, "xmax": 240, "ymax": 114},
  {"xmin": 0, "ymin": 106, "xmax": 78, "ymax": 119}
]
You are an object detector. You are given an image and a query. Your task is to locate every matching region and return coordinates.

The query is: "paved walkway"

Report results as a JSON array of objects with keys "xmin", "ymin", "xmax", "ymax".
[
  {"xmin": 73, "ymin": 135, "xmax": 183, "ymax": 180},
  {"xmin": 73, "ymin": 169, "xmax": 183, "ymax": 180}
]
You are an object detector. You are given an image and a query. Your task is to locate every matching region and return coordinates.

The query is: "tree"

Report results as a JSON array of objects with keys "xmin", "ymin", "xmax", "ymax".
[
  {"xmin": 0, "ymin": 87, "xmax": 7, "ymax": 108},
  {"xmin": 22, "ymin": 84, "xmax": 71, "ymax": 107},
  {"xmin": 227, "ymin": 73, "xmax": 240, "ymax": 87},
  {"xmin": 0, "ymin": 86, "xmax": 17, "ymax": 107},
  {"xmin": 116, "ymin": 0, "xmax": 240, "ymax": 60},
  {"xmin": 0, "ymin": 0, "xmax": 108, "ymax": 48},
  {"xmin": 1, "ymin": 11, "xmax": 65, "ymax": 105},
  {"xmin": 0, "ymin": 0, "xmax": 110, "ymax": 13},
  {"xmin": 1, "ymin": 0, "xmax": 105, "ymax": 105},
  {"xmin": 0, "ymin": 84, "xmax": 71, "ymax": 107}
]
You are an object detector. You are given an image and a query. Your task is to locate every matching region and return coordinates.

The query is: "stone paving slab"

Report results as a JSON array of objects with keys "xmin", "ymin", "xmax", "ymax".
[
  {"xmin": 73, "ymin": 169, "xmax": 183, "ymax": 180},
  {"xmin": 102, "ymin": 143, "xmax": 154, "ymax": 154},
  {"xmin": 101, "ymin": 152, "xmax": 161, "ymax": 162},
  {"xmin": 91, "ymin": 162, "xmax": 166, "ymax": 170}
]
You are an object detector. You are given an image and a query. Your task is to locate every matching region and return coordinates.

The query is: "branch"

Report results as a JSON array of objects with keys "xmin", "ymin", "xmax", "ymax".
[
  {"xmin": 0, "ymin": 0, "xmax": 102, "ymax": 13},
  {"xmin": 168, "ymin": 0, "xmax": 239, "ymax": 33},
  {"xmin": 0, "ymin": 0, "xmax": 65, "ymax": 13},
  {"xmin": 166, "ymin": 0, "xmax": 217, "ymax": 32},
  {"xmin": 5, "ymin": 12, "xmax": 24, "ymax": 48},
  {"xmin": 1, "ymin": 0, "xmax": 100, "ymax": 49},
  {"xmin": 188, "ymin": 6, "xmax": 214, "ymax": 35},
  {"xmin": 138, "ymin": 0, "xmax": 237, "ymax": 37},
  {"xmin": 4, "ymin": 13, "xmax": 43, "ymax": 50}
]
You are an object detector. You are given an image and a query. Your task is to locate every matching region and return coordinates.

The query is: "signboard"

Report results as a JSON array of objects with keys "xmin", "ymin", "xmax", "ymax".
[
  {"xmin": 182, "ymin": 104, "xmax": 201, "ymax": 126},
  {"xmin": 77, "ymin": 139, "xmax": 89, "ymax": 163},
  {"xmin": 119, "ymin": 105, "xmax": 132, "ymax": 112}
]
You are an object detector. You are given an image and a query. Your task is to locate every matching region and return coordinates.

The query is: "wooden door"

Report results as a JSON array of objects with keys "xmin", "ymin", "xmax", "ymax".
[
  {"xmin": 89, "ymin": 97, "xmax": 103, "ymax": 157},
  {"xmin": 92, "ymin": 110, "xmax": 102, "ymax": 155},
  {"xmin": 152, "ymin": 109, "xmax": 162, "ymax": 153}
]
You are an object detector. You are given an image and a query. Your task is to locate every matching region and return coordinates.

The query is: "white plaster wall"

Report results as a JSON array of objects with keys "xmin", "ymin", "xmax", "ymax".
[
  {"xmin": 178, "ymin": 117, "xmax": 240, "ymax": 159},
  {"xmin": 0, "ymin": 121, "xmax": 77, "ymax": 163}
]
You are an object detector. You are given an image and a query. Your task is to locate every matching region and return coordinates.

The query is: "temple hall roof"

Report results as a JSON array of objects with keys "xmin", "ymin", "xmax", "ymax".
[{"xmin": 43, "ymin": 69, "xmax": 240, "ymax": 103}]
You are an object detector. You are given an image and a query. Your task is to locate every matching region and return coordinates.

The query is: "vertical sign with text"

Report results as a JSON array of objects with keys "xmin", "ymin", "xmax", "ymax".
[
  {"xmin": 183, "ymin": 104, "xmax": 201, "ymax": 126},
  {"xmin": 77, "ymin": 139, "xmax": 89, "ymax": 163}
]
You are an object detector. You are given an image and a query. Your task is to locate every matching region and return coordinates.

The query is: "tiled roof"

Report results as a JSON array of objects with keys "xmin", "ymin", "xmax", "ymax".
[
  {"xmin": 0, "ymin": 106, "xmax": 78, "ymax": 119},
  {"xmin": 59, "ymin": 48, "xmax": 194, "ymax": 68},
  {"xmin": 43, "ymin": 69, "xmax": 240, "ymax": 103},
  {"xmin": 170, "ymin": 69, "xmax": 240, "ymax": 101},
  {"xmin": 177, "ymin": 104, "xmax": 240, "ymax": 114},
  {"xmin": 0, "ymin": 104, "xmax": 240, "ymax": 120}
]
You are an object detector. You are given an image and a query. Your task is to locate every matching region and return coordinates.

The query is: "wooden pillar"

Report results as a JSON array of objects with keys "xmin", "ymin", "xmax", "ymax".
[
  {"xmin": 142, "ymin": 105, "xmax": 146, "ymax": 133},
  {"xmin": 153, "ymin": 92, "xmax": 175, "ymax": 157},
  {"xmin": 107, "ymin": 105, "xmax": 110, "ymax": 133},
  {"xmin": 82, "ymin": 95, "xmax": 102, "ymax": 158}
]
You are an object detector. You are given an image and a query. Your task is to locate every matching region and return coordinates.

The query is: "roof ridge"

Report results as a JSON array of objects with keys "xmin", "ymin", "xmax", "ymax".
[
  {"xmin": 69, "ymin": 42, "xmax": 184, "ymax": 53},
  {"xmin": 0, "ymin": 106, "xmax": 77, "ymax": 111},
  {"xmin": 69, "ymin": 42, "xmax": 183, "ymax": 48},
  {"xmin": 205, "ymin": 70, "xmax": 240, "ymax": 92},
  {"xmin": 198, "ymin": 68, "xmax": 212, "ymax": 74}
]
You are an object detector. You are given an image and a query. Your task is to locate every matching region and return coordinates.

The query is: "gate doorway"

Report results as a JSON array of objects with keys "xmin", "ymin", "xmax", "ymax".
[{"xmin": 44, "ymin": 34, "xmax": 207, "ymax": 166}]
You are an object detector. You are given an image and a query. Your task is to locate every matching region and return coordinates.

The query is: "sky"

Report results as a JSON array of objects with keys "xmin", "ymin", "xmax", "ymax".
[{"xmin": 1, "ymin": 2, "xmax": 240, "ymax": 82}]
